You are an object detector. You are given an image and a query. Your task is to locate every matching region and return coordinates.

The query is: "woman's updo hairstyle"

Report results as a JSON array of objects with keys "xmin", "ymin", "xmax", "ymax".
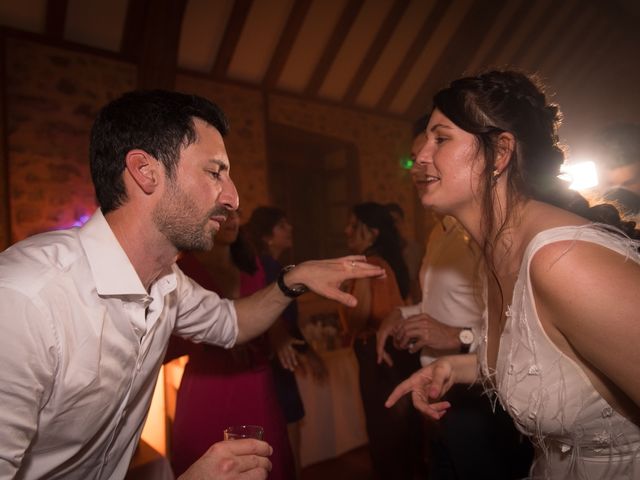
[{"xmin": 432, "ymin": 70, "xmax": 637, "ymax": 253}]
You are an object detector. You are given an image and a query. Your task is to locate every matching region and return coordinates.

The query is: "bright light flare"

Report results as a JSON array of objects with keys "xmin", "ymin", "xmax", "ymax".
[{"xmin": 559, "ymin": 160, "xmax": 599, "ymax": 191}]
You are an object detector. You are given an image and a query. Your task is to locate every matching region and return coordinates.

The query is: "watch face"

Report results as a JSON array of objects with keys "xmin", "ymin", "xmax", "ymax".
[{"xmin": 459, "ymin": 329, "xmax": 474, "ymax": 345}]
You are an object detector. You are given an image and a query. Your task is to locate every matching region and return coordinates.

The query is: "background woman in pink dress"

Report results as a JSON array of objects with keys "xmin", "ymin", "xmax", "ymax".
[{"xmin": 168, "ymin": 211, "xmax": 295, "ymax": 479}]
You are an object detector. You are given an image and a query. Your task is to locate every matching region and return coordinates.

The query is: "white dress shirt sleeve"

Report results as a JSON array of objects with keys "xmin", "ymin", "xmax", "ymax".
[
  {"xmin": 398, "ymin": 303, "xmax": 422, "ymax": 319},
  {"xmin": 171, "ymin": 268, "xmax": 239, "ymax": 349},
  {"xmin": 0, "ymin": 287, "xmax": 58, "ymax": 477}
]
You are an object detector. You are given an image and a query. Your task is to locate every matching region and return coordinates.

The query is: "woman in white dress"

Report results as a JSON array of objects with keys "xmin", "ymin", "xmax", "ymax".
[{"xmin": 386, "ymin": 70, "xmax": 640, "ymax": 479}]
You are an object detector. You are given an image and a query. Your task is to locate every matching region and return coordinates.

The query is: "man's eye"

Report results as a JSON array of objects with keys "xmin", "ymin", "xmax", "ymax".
[{"xmin": 208, "ymin": 170, "xmax": 221, "ymax": 180}]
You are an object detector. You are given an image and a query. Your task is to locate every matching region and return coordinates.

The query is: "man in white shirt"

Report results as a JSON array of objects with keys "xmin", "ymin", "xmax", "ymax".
[
  {"xmin": 376, "ymin": 116, "xmax": 532, "ymax": 480},
  {"xmin": 0, "ymin": 90, "xmax": 384, "ymax": 480}
]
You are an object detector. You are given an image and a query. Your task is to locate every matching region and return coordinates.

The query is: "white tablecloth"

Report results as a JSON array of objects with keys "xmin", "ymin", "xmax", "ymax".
[{"xmin": 295, "ymin": 347, "xmax": 368, "ymax": 467}]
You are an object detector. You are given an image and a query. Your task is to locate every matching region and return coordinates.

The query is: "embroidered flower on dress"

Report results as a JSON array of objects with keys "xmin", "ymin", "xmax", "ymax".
[
  {"xmin": 528, "ymin": 364, "xmax": 540, "ymax": 375},
  {"xmin": 601, "ymin": 406, "xmax": 613, "ymax": 418},
  {"xmin": 593, "ymin": 431, "xmax": 611, "ymax": 445}
]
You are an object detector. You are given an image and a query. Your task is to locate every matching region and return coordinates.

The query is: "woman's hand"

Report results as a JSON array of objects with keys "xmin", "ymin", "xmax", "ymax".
[
  {"xmin": 268, "ymin": 321, "xmax": 303, "ymax": 372},
  {"xmin": 376, "ymin": 308, "xmax": 404, "ymax": 366},
  {"xmin": 386, "ymin": 354, "xmax": 479, "ymax": 419}
]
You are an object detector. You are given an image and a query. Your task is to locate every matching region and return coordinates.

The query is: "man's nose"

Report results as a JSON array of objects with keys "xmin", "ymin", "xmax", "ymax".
[
  {"xmin": 220, "ymin": 177, "xmax": 239, "ymax": 211},
  {"xmin": 411, "ymin": 157, "xmax": 428, "ymax": 175}
]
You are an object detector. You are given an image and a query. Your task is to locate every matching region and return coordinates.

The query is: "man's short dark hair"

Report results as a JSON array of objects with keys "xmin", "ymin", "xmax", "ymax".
[
  {"xmin": 90, "ymin": 90, "xmax": 229, "ymax": 213},
  {"xmin": 412, "ymin": 114, "xmax": 429, "ymax": 138}
]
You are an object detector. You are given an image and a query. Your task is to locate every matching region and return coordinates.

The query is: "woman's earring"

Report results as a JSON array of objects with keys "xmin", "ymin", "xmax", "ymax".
[{"xmin": 492, "ymin": 169, "xmax": 501, "ymax": 184}]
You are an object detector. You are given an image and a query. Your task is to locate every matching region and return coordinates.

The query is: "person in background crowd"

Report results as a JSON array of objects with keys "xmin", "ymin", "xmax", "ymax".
[
  {"xmin": 594, "ymin": 122, "xmax": 640, "ymax": 221},
  {"xmin": 0, "ymin": 89, "xmax": 384, "ymax": 480},
  {"xmin": 341, "ymin": 202, "xmax": 426, "ymax": 480},
  {"xmin": 168, "ymin": 210, "xmax": 295, "ymax": 479},
  {"xmin": 385, "ymin": 202, "xmax": 425, "ymax": 304},
  {"xmin": 386, "ymin": 70, "xmax": 640, "ymax": 480},
  {"xmin": 378, "ymin": 116, "xmax": 533, "ymax": 480},
  {"xmin": 245, "ymin": 206, "xmax": 327, "ymax": 479}
]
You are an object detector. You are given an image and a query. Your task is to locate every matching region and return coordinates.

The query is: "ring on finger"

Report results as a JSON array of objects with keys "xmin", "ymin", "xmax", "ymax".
[{"xmin": 350, "ymin": 260, "xmax": 356, "ymax": 268}]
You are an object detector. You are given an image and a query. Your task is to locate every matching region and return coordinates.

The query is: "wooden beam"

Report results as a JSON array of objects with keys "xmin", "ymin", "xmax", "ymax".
[
  {"xmin": 506, "ymin": 0, "xmax": 559, "ymax": 68},
  {"xmin": 211, "ymin": 0, "xmax": 254, "ymax": 79},
  {"xmin": 45, "ymin": 0, "xmax": 68, "ymax": 39},
  {"xmin": 376, "ymin": 0, "xmax": 449, "ymax": 111},
  {"xmin": 518, "ymin": 0, "xmax": 578, "ymax": 71},
  {"xmin": 121, "ymin": 0, "xmax": 147, "ymax": 61},
  {"xmin": 553, "ymin": 15, "xmax": 610, "ymax": 88},
  {"xmin": 121, "ymin": 0, "xmax": 188, "ymax": 90},
  {"xmin": 469, "ymin": 0, "xmax": 535, "ymax": 71},
  {"xmin": 304, "ymin": 0, "xmax": 365, "ymax": 95},
  {"xmin": 405, "ymin": 0, "xmax": 505, "ymax": 121},
  {"xmin": 343, "ymin": 0, "xmax": 409, "ymax": 103},
  {"xmin": 263, "ymin": 0, "xmax": 312, "ymax": 89},
  {"xmin": 567, "ymin": 29, "xmax": 622, "ymax": 91},
  {"xmin": 536, "ymin": 5, "xmax": 595, "ymax": 82}
]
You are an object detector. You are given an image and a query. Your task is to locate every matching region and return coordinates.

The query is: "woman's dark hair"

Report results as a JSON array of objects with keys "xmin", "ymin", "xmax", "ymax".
[
  {"xmin": 90, "ymin": 89, "xmax": 229, "ymax": 214},
  {"xmin": 353, "ymin": 202, "xmax": 410, "ymax": 299},
  {"xmin": 432, "ymin": 69, "xmax": 638, "ymax": 265},
  {"xmin": 245, "ymin": 206, "xmax": 287, "ymax": 256},
  {"xmin": 230, "ymin": 226, "xmax": 258, "ymax": 275}
]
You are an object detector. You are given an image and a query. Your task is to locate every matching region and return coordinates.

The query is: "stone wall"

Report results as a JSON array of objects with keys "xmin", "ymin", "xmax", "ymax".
[
  {"xmin": 4, "ymin": 37, "xmax": 136, "ymax": 242},
  {"xmin": 1, "ymin": 35, "xmax": 418, "ymax": 248},
  {"xmin": 269, "ymin": 94, "xmax": 418, "ymax": 239}
]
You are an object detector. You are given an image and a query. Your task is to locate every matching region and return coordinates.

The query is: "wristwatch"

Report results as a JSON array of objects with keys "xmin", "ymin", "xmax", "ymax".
[
  {"xmin": 277, "ymin": 264, "xmax": 309, "ymax": 298},
  {"xmin": 458, "ymin": 327, "xmax": 474, "ymax": 354}
]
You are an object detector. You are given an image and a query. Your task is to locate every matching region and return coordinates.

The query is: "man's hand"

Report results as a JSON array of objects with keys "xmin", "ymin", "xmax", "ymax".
[
  {"xmin": 284, "ymin": 256, "xmax": 385, "ymax": 307},
  {"xmin": 178, "ymin": 438, "xmax": 272, "ymax": 480},
  {"xmin": 393, "ymin": 313, "xmax": 461, "ymax": 353},
  {"xmin": 376, "ymin": 308, "xmax": 404, "ymax": 366}
]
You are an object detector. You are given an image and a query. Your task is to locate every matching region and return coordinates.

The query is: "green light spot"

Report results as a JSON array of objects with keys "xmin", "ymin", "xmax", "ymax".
[{"xmin": 400, "ymin": 156, "xmax": 414, "ymax": 170}]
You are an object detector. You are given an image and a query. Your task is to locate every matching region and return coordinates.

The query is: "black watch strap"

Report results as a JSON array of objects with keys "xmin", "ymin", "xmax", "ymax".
[
  {"xmin": 459, "ymin": 327, "xmax": 474, "ymax": 354},
  {"xmin": 277, "ymin": 264, "xmax": 309, "ymax": 298}
]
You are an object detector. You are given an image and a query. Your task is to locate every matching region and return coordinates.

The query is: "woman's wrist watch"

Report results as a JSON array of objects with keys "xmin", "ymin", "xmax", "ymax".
[
  {"xmin": 277, "ymin": 264, "xmax": 309, "ymax": 298},
  {"xmin": 458, "ymin": 327, "xmax": 474, "ymax": 354}
]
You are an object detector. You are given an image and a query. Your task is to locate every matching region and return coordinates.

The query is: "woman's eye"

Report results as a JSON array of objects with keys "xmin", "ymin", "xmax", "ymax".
[{"xmin": 435, "ymin": 136, "xmax": 446, "ymax": 144}]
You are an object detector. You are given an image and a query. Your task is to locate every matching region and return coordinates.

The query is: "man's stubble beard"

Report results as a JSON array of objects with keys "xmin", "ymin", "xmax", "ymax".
[{"xmin": 153, "ymin": 182, "xmax": 224, "ymax": 252}]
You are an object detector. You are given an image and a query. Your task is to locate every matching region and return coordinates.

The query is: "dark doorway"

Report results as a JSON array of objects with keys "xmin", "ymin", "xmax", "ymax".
[{"xmin": 267, "ymin": 124, "xmax": 361, "ymax": 263}]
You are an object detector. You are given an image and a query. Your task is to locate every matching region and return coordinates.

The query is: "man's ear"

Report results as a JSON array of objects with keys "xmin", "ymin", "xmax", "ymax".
[
  {"xmin": 125, "ymin": 150, "xmax": 161, "ymax": 194},
  {"xmin": 494, "ymin": 132, "xmax": 516, "ymax": 174}
]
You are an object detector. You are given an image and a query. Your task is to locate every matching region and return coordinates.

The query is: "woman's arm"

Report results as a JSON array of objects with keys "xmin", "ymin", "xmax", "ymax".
[{"xmin": 531, "ymin": 239, "xmax": 640, "ymax": 407}]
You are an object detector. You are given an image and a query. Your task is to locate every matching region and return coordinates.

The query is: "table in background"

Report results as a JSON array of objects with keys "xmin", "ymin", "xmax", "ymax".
[{"xmin": 295, "ymin": 347, "xmax": 368, "ymax": 467}]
